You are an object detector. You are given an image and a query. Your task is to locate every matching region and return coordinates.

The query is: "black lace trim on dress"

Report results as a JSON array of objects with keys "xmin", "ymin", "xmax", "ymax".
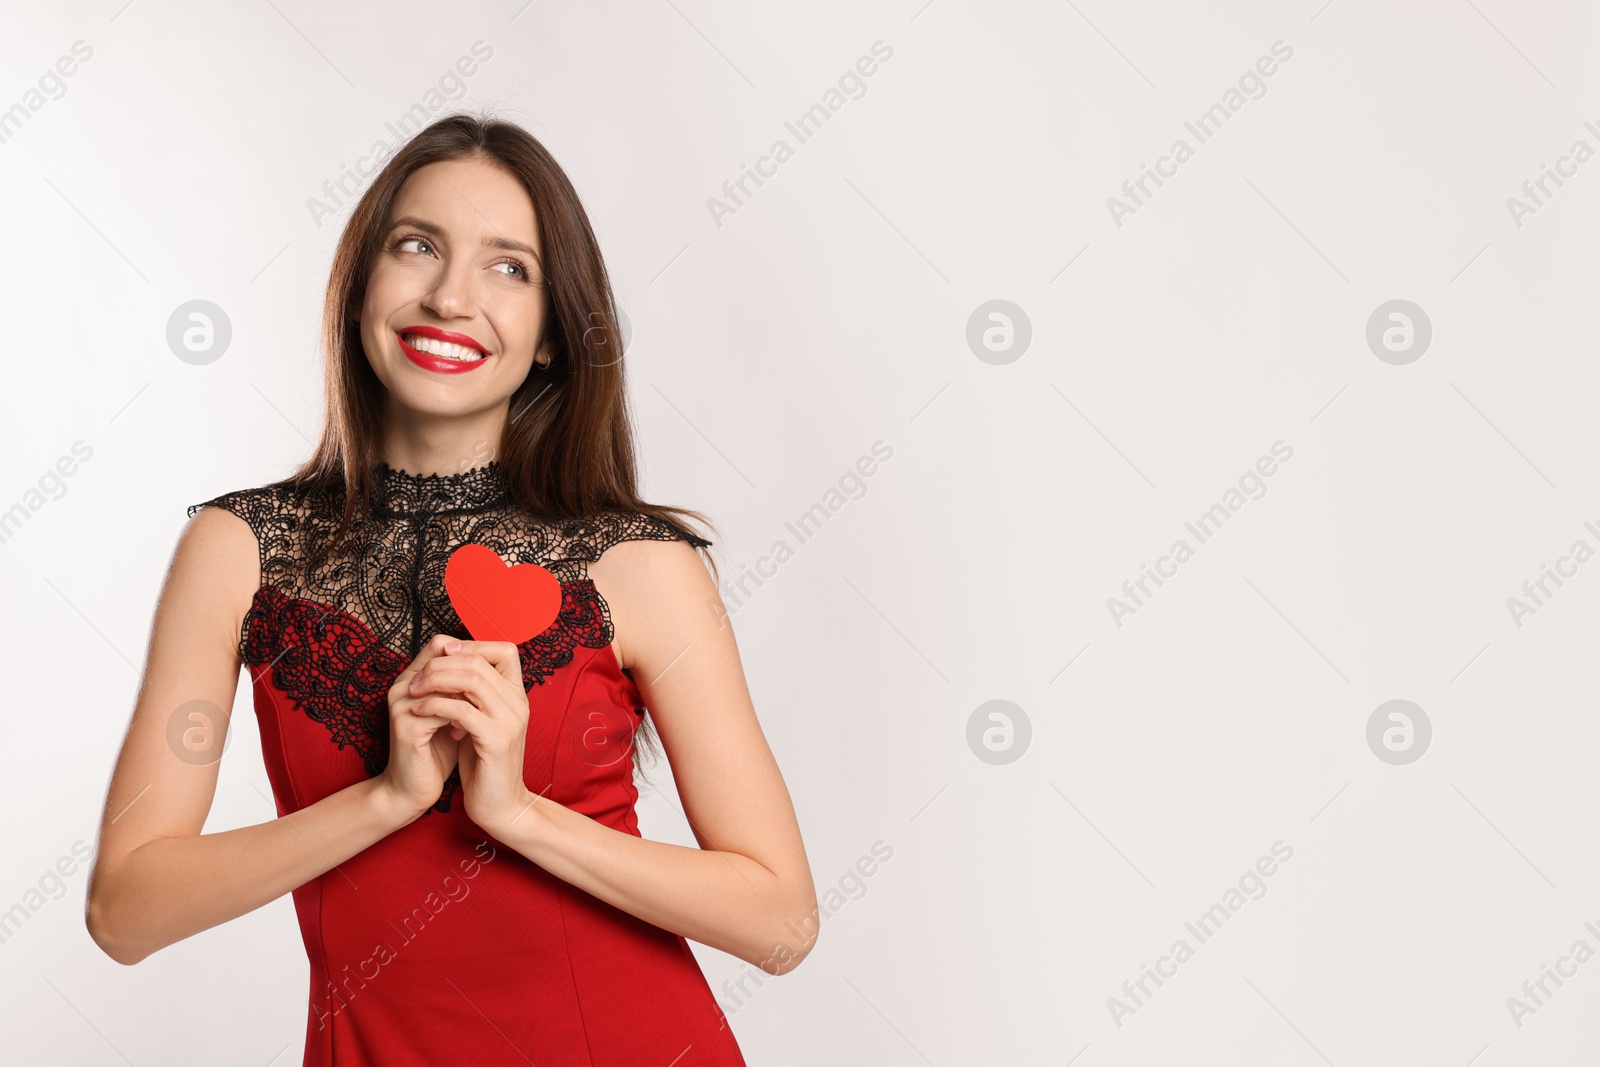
[
  {"xmin": 186, "ymin": 461, "xmax": 712, "ymax": 815},
  {"xmin": 371, "ymin": 459, "xmax": 513, "ymax": 515}
]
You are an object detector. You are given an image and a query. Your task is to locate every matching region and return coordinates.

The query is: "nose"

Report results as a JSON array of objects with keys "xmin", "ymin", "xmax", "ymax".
[{"xmin": 420, "ymin": 255, "xmax": 478, "ymax": 320}]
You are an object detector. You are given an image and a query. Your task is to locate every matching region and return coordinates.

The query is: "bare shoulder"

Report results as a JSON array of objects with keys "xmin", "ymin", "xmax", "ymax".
[
  {"xmin": 173, "ymin": 484, "xmax": 289, "ymax": 660},
  {"xmin": 586, "ymin": 513, "xmax": 718, "ymax": 673},
  {"xmin": 181, "ymin": 491, "xmax": 266, "ymax": 598}
]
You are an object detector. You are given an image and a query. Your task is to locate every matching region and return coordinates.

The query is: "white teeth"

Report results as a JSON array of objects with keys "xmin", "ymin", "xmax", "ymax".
[{"xmin": 403, "ymin": 333, "xmax": 486, "ymax": 361}]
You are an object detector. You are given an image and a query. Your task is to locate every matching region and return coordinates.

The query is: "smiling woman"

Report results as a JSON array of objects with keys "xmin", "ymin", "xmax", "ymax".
[{"xmin": 85, "ymin": 113, "xmax": 816, "ymax": 1066}]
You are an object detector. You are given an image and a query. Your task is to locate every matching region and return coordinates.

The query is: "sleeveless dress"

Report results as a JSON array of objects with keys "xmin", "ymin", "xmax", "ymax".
[{"xmin": 188, "ymin": 460, "xmax": 748, "ymax": 1067}]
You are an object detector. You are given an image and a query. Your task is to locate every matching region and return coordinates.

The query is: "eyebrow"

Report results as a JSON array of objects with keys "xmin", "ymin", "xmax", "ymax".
[{"xmin": 385, "ymin": 214, "xmax": 540, "ymax": 260}]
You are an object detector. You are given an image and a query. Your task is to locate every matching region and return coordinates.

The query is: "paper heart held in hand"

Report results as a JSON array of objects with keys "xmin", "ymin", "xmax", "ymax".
[{"xmin": 444, "ymin": 543, "xmax": 563, "ymax": 644}]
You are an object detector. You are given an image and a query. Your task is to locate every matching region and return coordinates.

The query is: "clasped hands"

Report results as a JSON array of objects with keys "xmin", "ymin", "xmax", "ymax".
[{"xmin": 400, "ymin": 633, "xmax": 539, "ymax": 834}]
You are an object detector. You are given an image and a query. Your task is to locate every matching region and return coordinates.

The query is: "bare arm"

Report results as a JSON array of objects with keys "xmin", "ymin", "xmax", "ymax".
[
  {"xmin": 481, "ymin": 538, "xmax": 819, "ymax": 975},
  {"xmin": 84, "ymin": 505, "xmax": 418, "ymax": 966}
]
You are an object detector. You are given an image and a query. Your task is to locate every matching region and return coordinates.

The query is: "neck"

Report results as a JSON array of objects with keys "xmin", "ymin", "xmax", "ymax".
[
  {"xmin": 379, "ymin": 402, "xmax": 506, "ymax": 477},
  {"xmin": 379, "ymin": 449, "xmax": 500, "ymax": 478}
]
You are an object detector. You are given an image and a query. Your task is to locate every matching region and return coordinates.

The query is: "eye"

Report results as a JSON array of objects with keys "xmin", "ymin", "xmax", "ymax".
[
  {"xmin": 493, "ymin": 258, "xmax": 530, "ymax": 281},
  {"xmin": 394, "ymin": 235, "xmax": 435, "ymax": 257}
]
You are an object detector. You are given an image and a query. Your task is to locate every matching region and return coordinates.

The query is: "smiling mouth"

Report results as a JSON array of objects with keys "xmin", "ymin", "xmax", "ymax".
[{"xmin": 399, "ymin": 332, "xmax": 487, "ymax": 362}]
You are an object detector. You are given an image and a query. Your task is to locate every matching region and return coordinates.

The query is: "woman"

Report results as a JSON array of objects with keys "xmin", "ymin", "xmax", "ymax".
[{"xmin": 86, "ymin": 113, "xmax": 817, "ymax": 1065}]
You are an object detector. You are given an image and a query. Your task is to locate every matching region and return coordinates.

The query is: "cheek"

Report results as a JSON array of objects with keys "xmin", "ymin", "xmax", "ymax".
[
  {"xmin": 487, "ymin": 298, "xmax": 545, "ymax": 354},
  {"xmin": 361, "ymin": 296, "xmax": 389, "ymax": 352},
  {"xmin": 364, "ymin": 265, "xmax": 405, "ymax": 318}
]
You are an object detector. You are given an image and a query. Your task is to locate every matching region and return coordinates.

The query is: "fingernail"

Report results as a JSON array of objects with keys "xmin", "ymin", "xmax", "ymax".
[{"xmin": 446, "ymin": 640, "xmax": 462, "ymax": 653}]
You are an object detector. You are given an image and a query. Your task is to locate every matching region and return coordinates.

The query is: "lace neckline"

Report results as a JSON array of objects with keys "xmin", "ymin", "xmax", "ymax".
[{"xmin": 370, "ymin": 459, "xmax": 512, "ymax": 514}]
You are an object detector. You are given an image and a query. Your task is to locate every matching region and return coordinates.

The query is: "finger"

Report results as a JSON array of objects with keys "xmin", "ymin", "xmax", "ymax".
[
  {"xmin": 411, "ymin": 660, "xmax": 503, "ymax": 704},
  {"xmin": 416, "ymin": 652, "xmax": 522, "ymax": 699},
  {"xmin": 411, "ymin": 694, "xmax": 494, "ymax": 739},
  {"xmin": 443, "ymin": 639, "xmax": 523, "ymax": 685},
  {"xmin": 393, "ymin": 707, "xmax": 459, "ymax": 744},
  {"xmin": 392, "ymin": 634, "xmax": 463, "ymax": 691}
]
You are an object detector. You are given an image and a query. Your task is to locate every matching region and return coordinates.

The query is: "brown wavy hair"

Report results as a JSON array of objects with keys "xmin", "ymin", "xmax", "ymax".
[{"xmin": 278, "ymin": 111, "xmax": 718, "ymax": 769}]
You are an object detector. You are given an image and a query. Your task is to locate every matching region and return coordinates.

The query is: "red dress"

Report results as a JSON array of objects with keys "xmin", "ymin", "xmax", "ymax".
[{"xmin": 190, "ymin": 460, "xmax": 747, "ymax": 1067}]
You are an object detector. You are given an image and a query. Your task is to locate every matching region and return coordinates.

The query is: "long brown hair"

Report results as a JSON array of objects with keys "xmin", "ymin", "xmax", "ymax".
[{"xmin": 276, "ymin": 111, "xmax": 718, "ymax": 770}]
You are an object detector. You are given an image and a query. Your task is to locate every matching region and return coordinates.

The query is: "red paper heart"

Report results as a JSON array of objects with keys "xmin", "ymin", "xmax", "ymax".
[{"xmin": 444, "ymin": 543, "xmax": 562, "ymax": 645}]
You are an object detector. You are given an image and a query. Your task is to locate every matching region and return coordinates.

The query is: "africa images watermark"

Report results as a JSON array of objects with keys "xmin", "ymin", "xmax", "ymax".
[
  {"xmin": 1504, "ymin": 117, "xmax": 1600, "ymax": 229},
  {"xmin": 0, "ymin": 39, "xmax": 94, "ymax": 147},
  {"xmin": 0, "ymin": 439, "xmax": 94, "ymax": 548},
  {"xmin": 706, "ymin": 39, "xmax": 894, "ymax": 228},
  {"xmin": 1504, "ymin": 917, "xmax": 1600, "ymax": 1030},
  {"xmin": 306, "ymin": 39, "xmax": 495, "ymax": 229},
  {"xmin": 1107, "ymin": 839, "xmax": 1294, "ymax": 1028},
  {"xmin": 313, "ymin": 839, "xmax": 499, "ymax": 1030},
  {"xmin": 705, "ymin": 440, "xmax": 893, "ymax": 627},
  {"xmin": 1106, "ymin": 39, "xmax": 1294, "ymax": 229},
  {"xmin": 1106, "ymin": 439, "xmax": 1294, "ymax": 628},
  {"xmin": 717, "ymin": 839, "xmax": 895, "ymax": 1024},
  {"xmin": 0, "ymin": 839, "xmax": 95, "ymax": 947},
  {"xmin": 1503, "ymin": 516, "xmax": 1600, "ymax": 629}
]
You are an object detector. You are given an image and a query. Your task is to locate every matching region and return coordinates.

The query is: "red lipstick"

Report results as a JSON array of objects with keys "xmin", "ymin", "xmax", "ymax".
[{"xmin": 396, "ymin": 326, "xmax": 491, "ymax": 375}]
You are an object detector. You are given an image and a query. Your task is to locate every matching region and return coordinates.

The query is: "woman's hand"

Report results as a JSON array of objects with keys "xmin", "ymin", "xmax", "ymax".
[
  {"xmin": 377, "ymin": 634, "xmax": 464, "ymax": 821},
  {"xmin": 406, "ymin": 637, "xmax": 536, "ymax": 834}
]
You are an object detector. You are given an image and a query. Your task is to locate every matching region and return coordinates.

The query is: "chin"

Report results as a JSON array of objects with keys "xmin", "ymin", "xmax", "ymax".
[{"xmin": 385, "ymin": 381, "xmax": 495, "ymax": 417}]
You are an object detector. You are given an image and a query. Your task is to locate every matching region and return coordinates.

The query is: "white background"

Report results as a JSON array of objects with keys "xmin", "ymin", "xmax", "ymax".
[{"xmin": 3, "ymin": 1, "xmax": 1598, "ymax": 1064}]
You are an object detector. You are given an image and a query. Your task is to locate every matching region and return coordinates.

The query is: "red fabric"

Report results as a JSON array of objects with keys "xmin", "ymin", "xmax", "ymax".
[{"xmin": 247, "ymin": 594, "xmax": 748, "ymax": 1066}]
